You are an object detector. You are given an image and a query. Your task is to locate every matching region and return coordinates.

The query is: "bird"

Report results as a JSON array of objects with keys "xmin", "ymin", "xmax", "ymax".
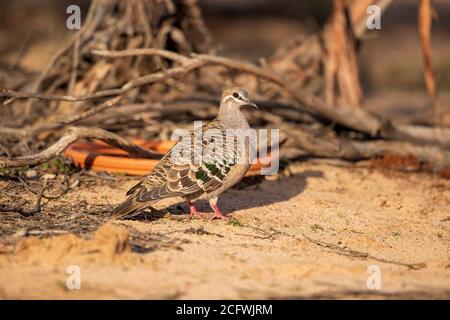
[{"xmin": 112, "ymin": 87, "xmax": 257, "ymax": 220}]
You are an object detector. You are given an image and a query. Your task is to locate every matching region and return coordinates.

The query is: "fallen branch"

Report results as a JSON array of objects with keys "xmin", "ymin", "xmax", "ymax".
[
  {"xmin": 0, "ymin": 126, "xmax": 160, "ymax": 169},
  {"xmin": 3, "ymin": 48, "xmax": 450, "ymax": 149},
  {"xmin": 283, "ymin": 125, "xmax": 450, "ymax": 169},
  {"xmin": 35, "ymin": 96, "xmax": 124, "ymax": 134}
]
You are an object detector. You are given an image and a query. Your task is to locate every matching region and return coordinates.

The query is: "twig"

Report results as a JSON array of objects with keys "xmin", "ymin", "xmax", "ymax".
[
  {"xmin": 68, "ymin": 37, "xmax": 81, "ymax": 94},
  {"xmin": 0, "ymin": 126, "xmax": 160, "ymax": 169},
  {"xmin": 241, "ymin": 224, "xmax": 425, "ymax": 270},
  {"xmin": 25, "ymin": 230, "xmax": 69, "ymax": 236},
  {"xmin": 0, "ymin": 143, "xmax": 11, "ymax": 158},
  {"xmin": 266, "ymin": 227, "xmax": 425, "ymax": 270},
  {"xmin": 18, "ymin": 176, "xmax": 73, "ymax": 201},
  {"xmin": 19, "ymin": 0, "xmax": 106, "ymax": 116},
  {"xmin": 419, "ymin": 0, "xmax": 439, "ymax": 125},
  {"xmin": 0, "ymin": 59, "xmax": 208, "ymax": 102},
  {"xmin": 296, "ymin": 229, "xmax": 425, "ymax": 270},
  {"xmin": 12, "ymin": 32, "xmax": 32, "ymax": 69},
  {"xmin": 92, "ymin": 48, "xmax": 190, "ymax": 64},
  {"xmin": 193, "ymin": 53, "xmax": 285, "ymax": 85},
  {"xmin": 45, "ymin": 96, "xmax": 123, "ymax": 130},
  {"xmin": 2, "ymin": 97, "xmax": 123, "ymax": 137},
  {"xmin": 0, "ymin": 127, "xmax": 28, "ymax": 138},
  {"xmin": 27, "ymin": 0, "xmax": 104, "ymax": 96},
  {"xmin": 0, "ymin": 185, "xmax": 44, "ymax": 217}
]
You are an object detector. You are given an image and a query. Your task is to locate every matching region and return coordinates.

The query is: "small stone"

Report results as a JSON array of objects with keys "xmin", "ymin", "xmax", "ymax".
[
  {"xmin": 41, "ymin": 173, "xmax": 56, "ymax": 180},
  {"xmin": 25, "ymin": 170, "xmax": 37, "ymax": 178},
  {"xmin": 14, "ymin": 229, "xmax": 27, "ymax": 237}
]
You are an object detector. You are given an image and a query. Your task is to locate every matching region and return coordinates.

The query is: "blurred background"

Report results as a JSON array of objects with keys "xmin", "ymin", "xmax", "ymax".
[
  {"xmin": 0, "ymin": 0, "xmax": 449, "ymax": 123},
  {"xmin": 1, "ymin": 2, "xmax": 449, "ymax": 300}
]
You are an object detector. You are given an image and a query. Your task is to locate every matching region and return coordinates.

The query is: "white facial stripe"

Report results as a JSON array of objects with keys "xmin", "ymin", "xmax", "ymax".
[{"xmin": 223, "ymin": 95, "xmax": 241, "ymax": 104}]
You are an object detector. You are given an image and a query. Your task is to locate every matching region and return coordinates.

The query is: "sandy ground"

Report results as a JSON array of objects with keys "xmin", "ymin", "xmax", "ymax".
[
  {"xmin": 0, "ymin": 0, "xmax": 449, "ymax": 300},
  {"xmin": 0, "ymin": 162, "xmax": 449, "ymax": 299}
]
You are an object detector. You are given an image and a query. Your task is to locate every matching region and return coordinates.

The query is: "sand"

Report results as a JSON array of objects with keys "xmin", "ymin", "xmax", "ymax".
[{"xmin": 0, "ymin": 162, "xmax": 449, "ymax": 299}]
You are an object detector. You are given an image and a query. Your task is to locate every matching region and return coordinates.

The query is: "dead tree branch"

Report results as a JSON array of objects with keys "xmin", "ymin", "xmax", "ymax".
[
  {"xmin": 31, "ymin": 96, "xmax": 124, "ymax": 134},
  {"xmin": 3, "ymin": 47, "xmax": 450, "ymax": 149},
  {"xmin": 0, "ymin": 127, "xmax": 160, "ymax": 169},
  {"xmin": 283, "ymin": 125, "xmax": 450, "ymax": 169}
]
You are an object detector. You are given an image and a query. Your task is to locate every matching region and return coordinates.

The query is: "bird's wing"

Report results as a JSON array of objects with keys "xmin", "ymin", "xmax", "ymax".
[{"xmin": 113, "ymin": 120, "xmax": 238, "ymax": 219}]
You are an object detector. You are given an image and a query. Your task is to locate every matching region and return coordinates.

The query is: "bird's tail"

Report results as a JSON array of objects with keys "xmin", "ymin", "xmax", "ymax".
[{"xmin": 112, "ymin": 197, "xmax": 152, "ymax": 220}]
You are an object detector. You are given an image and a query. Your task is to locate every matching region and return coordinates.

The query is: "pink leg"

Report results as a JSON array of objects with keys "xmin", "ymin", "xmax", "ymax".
[
  {"xmin": 209, "ymin": 201, "xmax": 230, "ymax": 220},
  {"xmin": 188, "ymin": 201, "xmax": 207, "ymax": 219}
]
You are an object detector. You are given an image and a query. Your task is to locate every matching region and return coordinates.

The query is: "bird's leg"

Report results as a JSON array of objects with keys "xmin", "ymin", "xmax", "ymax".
[
  {"xmin": 188, "ymin": 201, "xmax": 207, "ymax": 219},
  {"xmin": 209, "ymin": 198, "xmax": 230, "ymax": 220}
]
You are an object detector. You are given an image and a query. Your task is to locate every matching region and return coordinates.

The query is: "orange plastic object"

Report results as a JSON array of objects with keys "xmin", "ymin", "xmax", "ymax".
[{"xmin": 64, "ymin": 140, "xmax": 271, "ymax": 176}]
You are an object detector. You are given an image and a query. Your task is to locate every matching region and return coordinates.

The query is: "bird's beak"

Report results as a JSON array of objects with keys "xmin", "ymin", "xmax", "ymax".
[{"xmin": 244, "ymin": 101, "xmax": 258, "ymax": 109}]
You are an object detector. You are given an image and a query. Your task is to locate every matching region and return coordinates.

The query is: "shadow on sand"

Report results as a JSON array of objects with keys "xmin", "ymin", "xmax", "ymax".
[{"xmin": 128, "ymin": 170, "xmax": 324, "ymax": 221}]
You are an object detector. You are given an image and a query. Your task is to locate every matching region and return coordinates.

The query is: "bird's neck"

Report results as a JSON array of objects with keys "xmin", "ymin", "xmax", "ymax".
[{"xmin": 217, "ymin": 104, "xmax": 250, "ymax": 130}]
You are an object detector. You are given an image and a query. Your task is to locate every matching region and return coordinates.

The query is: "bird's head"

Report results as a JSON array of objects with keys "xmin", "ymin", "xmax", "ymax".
[{"xmin": 220, "ymin": 87, "xmax": 257, "ymax": 109}]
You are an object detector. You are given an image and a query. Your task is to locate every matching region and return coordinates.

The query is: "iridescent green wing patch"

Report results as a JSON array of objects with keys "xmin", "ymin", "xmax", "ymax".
[
  {"xmin": 204, "ymin": 162, "xmax": 227, "ymax": 181},
  {"xmin": 195, "ymin": 168, "xmax": 209, "ymax": 183}
]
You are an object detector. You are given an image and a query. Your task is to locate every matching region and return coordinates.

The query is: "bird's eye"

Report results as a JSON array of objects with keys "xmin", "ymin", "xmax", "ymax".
[{"xmin": 232, "ymin": 92, "xmax": 240, "ymax": 99}]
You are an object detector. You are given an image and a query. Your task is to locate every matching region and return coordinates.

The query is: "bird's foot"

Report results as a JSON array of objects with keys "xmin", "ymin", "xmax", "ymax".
[
  {"xmin": 210, "ymin": 203, "xmax": 230, "ymax": 220},
  {"xmin": 188, "ymin": 201, "xmax": 208, "ymax": 220}
]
